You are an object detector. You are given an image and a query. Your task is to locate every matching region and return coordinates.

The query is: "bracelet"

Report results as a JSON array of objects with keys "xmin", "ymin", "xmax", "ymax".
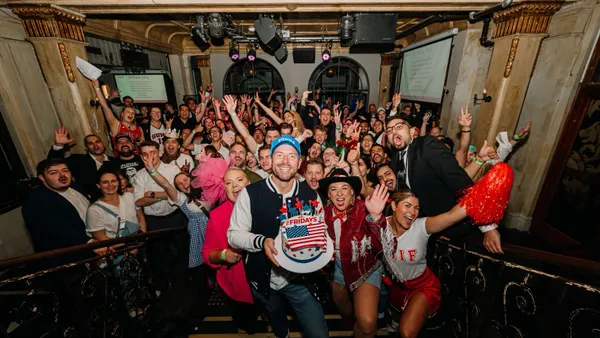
[
  {"xmin": 149, "ymin": 169, "xmax": 158, "ymax": 175},
  {"xmin": 461, "ymin": 129, "xmax": 471, "ymax": 133},
  {"xmin": 473, "ymin": 157, "xmax": 485, "ymax": 166},
  {"xmin": 157, "ymin": 197, "xmax": 162, "ymax": 202},
  {"xmin": 513, "ymin": 134, "xmax": 522, "ymax": 141},
  {"xmin": 220, "ymin": 249, "xmax": 227, "ymax": 261},
  {"xmin": 93, "ymin": 87, "xmax": 100, "ymax": 91}
]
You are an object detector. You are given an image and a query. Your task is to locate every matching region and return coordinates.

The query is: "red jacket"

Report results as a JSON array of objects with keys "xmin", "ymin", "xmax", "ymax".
[{"xmin": 325, "ymin": 199, "xmax": 385, "ymax": 291}]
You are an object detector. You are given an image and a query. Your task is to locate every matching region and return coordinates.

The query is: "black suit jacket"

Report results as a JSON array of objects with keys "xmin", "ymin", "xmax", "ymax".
[
  {"xmin": 22, "ymin": 185, "xmax": 93, "ymax": 261},
  {"xmin": 47, "ymin": 146, "xmax": 115, "ymax": 199},
  {"xmin": 391, "ymin": 136, "xmax": 473, "ymax": 224}
]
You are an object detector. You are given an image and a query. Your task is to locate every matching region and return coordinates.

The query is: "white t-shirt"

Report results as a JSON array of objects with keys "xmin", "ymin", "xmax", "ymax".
[
  {"xmin": 59, "ymin": 188, "xmax": 90, "ymax": 222},
  {"xmin": 86, "ymin": 193, "xmax": 139, "ymax": 238},
  {"xmin": 133, "ymin": 162, "xmax": 180, "ymax": 216},
  {"xmin": 150, "ymin": 123, "xmax": 165, "ymax": 152},
  {"xmin": 333, "ymin": 218, "xmax": 342, "ymax": 259},
  {"xmin": 381, "ymin": 217, "xmax": 429, "ymax": 282},
  {"xmin": 171, "ymin": 153, "xmax": 196, "ymax": 171}
]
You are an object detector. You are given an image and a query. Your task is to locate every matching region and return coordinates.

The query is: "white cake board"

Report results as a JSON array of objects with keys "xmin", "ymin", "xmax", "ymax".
[{"xmin": 273, "ymin": 232, "xmax": 334, "ymax": 274}]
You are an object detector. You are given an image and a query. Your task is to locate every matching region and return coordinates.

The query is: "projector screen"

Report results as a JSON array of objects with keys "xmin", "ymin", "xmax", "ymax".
[
  {"xmin": 399, "ymin": 37, "xmax": 453, "ymax": 104},
  {"xmin": 114, "ymin": 74, "xmax": 168, "ymax": 103}
]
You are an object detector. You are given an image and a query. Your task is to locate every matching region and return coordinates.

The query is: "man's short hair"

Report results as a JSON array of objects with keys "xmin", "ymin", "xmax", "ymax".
[
  {"xmin": 314, "ymin": 125, "xmax": 327, "ymax": 133},
  {"xmin": 386, "ymin": 114, "xmax": 414, "ymax": 128},
  {"xmin": 123, "ymin": 96, "xmax": 133, "ymax": 102},
  {"xmin": 305, "ymin": 158, "xmax": 325, "ymax": 171},
  {"xmin": 37, "ymin": 158, "xmax": 68, "ymax": 177},
  {"xmin": 186, "ymin": 97, "xmax": 198, "ymax": 104},
  {"xmin": 178, "ymin": 104, "xmax": 189, "ymax": 110},
  {"xmin": 138, "ymin": 140, "xmax": 160, "ymax": 150},
  {"xmin": 369, "ymin": 162, "xmax": 392, "ymax": 185},
  {"xmin": 280, "ymin": 122, "xmax": 293, "ymax": 131},
  {"xmin": 84, "ymin": 134, "xmax": 100, "ymax": 143},
  {"xmin": 229, "ymin": 142, "xmax": 247, "ymax": 151},
  {"xmin": 258, "ymin": 144, "xmax": 271, "ymax": 155},
  {"xmin": 265, "ymin": 126, "xmax": 280, "ymax": 133}
]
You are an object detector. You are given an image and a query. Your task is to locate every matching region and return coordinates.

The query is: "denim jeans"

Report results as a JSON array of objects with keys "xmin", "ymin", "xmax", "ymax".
[{"xmin": 251, "ymin": 283, "xmax": 329, "ymax": 338}]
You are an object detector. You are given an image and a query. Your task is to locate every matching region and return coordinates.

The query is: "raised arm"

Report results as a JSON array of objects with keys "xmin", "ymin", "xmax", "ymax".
[
  {"xmin": 182, "ymin": 124, "xmax": 203, "ymax": 151},
  {"xmin": 464, "ymin": 140, "xmax": 498, "ymax": 179},
  {"xmin": 419, "ymin": 112, "xmax": 431, "ymax": 137},
  {"xmin": 91, "ymin": 80, "xmax": 119, "ymax": 134},
  {"xmin": 223, "ymin": 95, "xmax": 258, "ymax": 154},
  {"xmin": 424, "ymin": 204, "xmax": 467, "ymax": 234},
  {"xmin": 255, "ymin": 93, "xmax": 283, "ymax": 124},
  {"xmin": 455, "ymin": 106, "xmax": 472, "ymax": 168}
]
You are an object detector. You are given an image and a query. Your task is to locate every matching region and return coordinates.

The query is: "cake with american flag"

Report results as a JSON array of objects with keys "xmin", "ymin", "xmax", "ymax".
[{"xmin": 281, "ymin": 215, "xmax": 327, "ymax": 263}]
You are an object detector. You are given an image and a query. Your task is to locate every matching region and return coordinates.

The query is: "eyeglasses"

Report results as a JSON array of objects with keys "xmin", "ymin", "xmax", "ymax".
[{"xmin": 386, "ymin": 122, "xmax": 408, "ymax": 134}]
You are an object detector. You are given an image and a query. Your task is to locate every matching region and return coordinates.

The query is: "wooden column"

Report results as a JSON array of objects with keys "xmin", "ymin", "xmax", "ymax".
[
  {"xmin": 11, "ymin": 5, "xmax": 108, "ymax": 152},
  {"xmin": 378, "ymin": 53, "xmax": 395, "ymax": 107},
  {"xmin": 472, "ymin": 2, "xmax": 562, "ymax": 147},
  {"xmin": 195, "ymin": 55, "xmax": 212, "ymax": 89}
]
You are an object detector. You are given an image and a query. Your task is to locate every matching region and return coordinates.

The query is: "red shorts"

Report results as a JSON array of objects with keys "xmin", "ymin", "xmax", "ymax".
[{"xmin": 388, "ymin": 266, "xmax": 441, "ymax": 315}]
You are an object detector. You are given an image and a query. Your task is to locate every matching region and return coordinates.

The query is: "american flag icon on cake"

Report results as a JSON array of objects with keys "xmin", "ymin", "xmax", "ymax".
[{"xmin": 285, "ymin": 223, "xmax": 327, "ymax": 251}]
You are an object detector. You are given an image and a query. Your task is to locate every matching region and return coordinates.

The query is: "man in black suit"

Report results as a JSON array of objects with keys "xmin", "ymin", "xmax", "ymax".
[
  {"xmin": 385, "ymin": 114, "xmax": 503, "ymax": 253},
  {"xmin": 22, "ymin": 158, "xmax": 104, "ymax": 260},
  {"xmin": 47, "ymin": 126, "xmax": 115, "ymax": 199}
]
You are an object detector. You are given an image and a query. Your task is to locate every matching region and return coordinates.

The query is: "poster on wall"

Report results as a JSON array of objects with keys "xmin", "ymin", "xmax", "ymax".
[{"xmin": 114, "ymin": 74, "xmax": 168, "ymax": 103}]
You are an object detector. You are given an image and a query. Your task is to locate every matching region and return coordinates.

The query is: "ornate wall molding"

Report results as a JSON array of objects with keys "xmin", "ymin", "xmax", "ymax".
[
  {"xmin": 11, "ymin": 5, "xmax": 86, "ymax": 42},
  {"xmin": 380, "ymin": 53, "xmax": 396, "ymax": 66},
  {"xmin": 504, "ymin": 37, "xmax": 520, "ymax": 78},
  {"xmin": 493, "ymin": 2, "xmax": 562, "ymax": 38},
  {"xmin": 57, "ymin": 42, "xmax": 75, "ymax": 82},
  {"xmin": 195, "ymin": 55, "xmax": 211, "ymax": 68}
]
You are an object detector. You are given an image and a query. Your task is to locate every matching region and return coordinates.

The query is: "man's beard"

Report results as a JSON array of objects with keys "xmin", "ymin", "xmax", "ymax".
[
  {"xmin": 118, "ymin": 147, "xmax": 133, "ymax": 158},
  {"xmin": 273, "ymin": 165, "xmax": 296, "ymax": 182}
]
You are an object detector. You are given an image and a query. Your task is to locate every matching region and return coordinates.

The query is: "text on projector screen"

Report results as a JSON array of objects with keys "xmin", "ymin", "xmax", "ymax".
[
  {"xmin": 399, "ymin": 38, "xmax": 453, "ymax": 104},
  {"xmin": 114, "ymin": 75, "xmax": 168, "ymax": 103}
]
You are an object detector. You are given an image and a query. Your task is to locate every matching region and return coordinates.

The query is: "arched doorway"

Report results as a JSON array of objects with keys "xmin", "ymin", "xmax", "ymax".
[
  {"xmin": 307, "ymin": 56, "xmax": 369, "ymax": 106},
  {"xmin": 222, "ymin": 58, "xmax": 285, "ymax": 99}
]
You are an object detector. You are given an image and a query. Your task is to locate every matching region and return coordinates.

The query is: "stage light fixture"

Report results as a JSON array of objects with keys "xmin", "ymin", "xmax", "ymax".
[
  {"xmin": 321, "ymin": 49, "xmax": 331, "ymax": 62},
  {"xmin": 191, "ymin": 16, "xmax": 209, "ymax": 47},
  {"xmin": 247, "ymin": 48, "xmax": 256, "ymax": 62},
  {"xmin": 207, "ymin": 13, "xmax": 226, "ymax": 39},
  {"xmin": 229, "ymin": 44, "xmax": 239, "ymax": 61},
  {"xmin": 339, "ymin": 15, "xmax": 355, "ymax": 42}
]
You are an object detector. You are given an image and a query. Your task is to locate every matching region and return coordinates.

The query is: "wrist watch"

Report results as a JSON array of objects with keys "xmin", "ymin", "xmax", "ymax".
[{"xmin": 150, "ymin": 192, "xmax": 156, "ymax": 199}]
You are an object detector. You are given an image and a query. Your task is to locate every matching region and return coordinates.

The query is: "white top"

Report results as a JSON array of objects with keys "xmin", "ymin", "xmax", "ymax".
[
  {"xmin": 58, "ymin": 188, "xmax": 90, "ymax": 222},
  {"xmin": 150, "ymin": 123, "xmax": 165, "ymax": 152},
  {"xmin": 86, "ymin": 193, "xmax": 139, "ymax": 238},
  {"xmin": 194, "ymin": 143, "xmax": 230, "ymax": 159},
  {"xmin": 381, "ymin": 217, "xmax": 429, "ymax": 282},
  {"xmin": 89, "ymin": 153, "xmax": 110, "ymax": 170},
  {"xmin": 133, "ymin": 162, "xmax": 180, "ymax": 216},
  {"xmin": 254, "ymin": 168, "xmax": 270, "ymax": 179},
  {"xmin": 171, "ymin": 153, "xmax": 196, "ymax": 171},
  {"xmin": 333, "ymin": 218, "xmax": 342, "ymax": 259}
]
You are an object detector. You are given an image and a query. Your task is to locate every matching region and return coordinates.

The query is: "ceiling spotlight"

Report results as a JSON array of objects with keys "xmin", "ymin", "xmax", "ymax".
[
  {"xmin": 191, "ymin": 16, "xmax": 209, "ymax": 47},
  {"xmin": 229, "ymin": 43, "xmax": 239, "ymax": 61},
  {"xmin": 207, "ymin": 13, "xmax": 226, "ymax": 39},
  {"xmin": 321, "ymin": 49, "xmax": 331, "ymax": 62},
  {"xmin": 247, "ymin": 47, "xmax": 256, "ymax": 62}
]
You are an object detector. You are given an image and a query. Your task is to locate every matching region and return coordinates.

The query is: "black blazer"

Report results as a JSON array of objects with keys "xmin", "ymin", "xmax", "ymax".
[
  {"xmin": 391, "ymin": 136, "xmax": 473, "ymax": 219},
  {"xmin": 22, "ymin": 185, "xmax": 92, "ymax": 260},
  {"xmin": 47, "ymin": 147, "xmax": 115, "ymax": 199}
]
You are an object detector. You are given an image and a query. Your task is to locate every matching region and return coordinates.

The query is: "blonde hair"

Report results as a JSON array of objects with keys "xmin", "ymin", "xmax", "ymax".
[
  {"xmin": 389, "ymin": 187, "xmax": 417, "ymax": 204},
  {"xmin": 286, "ymin": 110, "xmax": 304, "ymax": 138},
  {"xmin": 224, "ymin": 167, "xmax": 248, "ymax": 179}
]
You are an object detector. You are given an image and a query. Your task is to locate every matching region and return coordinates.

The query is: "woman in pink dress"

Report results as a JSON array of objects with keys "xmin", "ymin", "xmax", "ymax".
[{"xmin": 201, "ymin": 165, "xmax": 257, "ymax": 333}]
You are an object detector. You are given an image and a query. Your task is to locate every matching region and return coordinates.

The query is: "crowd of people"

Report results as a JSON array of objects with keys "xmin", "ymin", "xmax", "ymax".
[{"xmin": 22, "ymin": 78, "xmax": 531, "ymax": 338}]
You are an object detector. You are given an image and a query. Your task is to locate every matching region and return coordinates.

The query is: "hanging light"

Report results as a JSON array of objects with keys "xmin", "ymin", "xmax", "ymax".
[
  {"xmin": 229, "ymin": 42, "xmax": 239, "ymax": 61},
  {"xmin": 247, "ymin": 47, "xmax": 256, "ymax": 62},
  {"xmin": 207, "ymin": 13, "xmax": 226, "ymax": 39},
  {"xmin": 322, "ymin": 41, "xmax": 333, "ymax": 62}
]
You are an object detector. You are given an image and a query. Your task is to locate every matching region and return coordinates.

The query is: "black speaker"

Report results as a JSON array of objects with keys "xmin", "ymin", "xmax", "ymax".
[
  {"xmin": 293, "ymin": 47, "xmax": 316, "ymax": 63},
  {"xmin": 254, "ymin": 17, "xmax": 282, "ymax": 52},
  {"xmin": 352, "ymin": 13, "xmax": 397, "ymax": 46},
  {"xmin": 274, "ymin": 45, "xmax": 288, "ymax": 64}
]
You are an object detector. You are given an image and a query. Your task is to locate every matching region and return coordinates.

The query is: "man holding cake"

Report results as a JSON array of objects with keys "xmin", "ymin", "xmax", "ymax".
[{"xmin": 228, "ymin": 135, "xmax": 330, "ymax": 338}]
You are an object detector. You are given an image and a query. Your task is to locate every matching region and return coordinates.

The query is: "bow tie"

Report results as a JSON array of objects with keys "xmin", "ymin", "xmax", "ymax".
[{"xmin": 331, "ymin": 208, "xmax": 348, "ymax": 223}]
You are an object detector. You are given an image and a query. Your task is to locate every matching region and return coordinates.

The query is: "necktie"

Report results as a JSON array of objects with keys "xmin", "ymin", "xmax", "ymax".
[{"xmin": 396, "ymin": 151, "xmax": 407, "ymax": 189}]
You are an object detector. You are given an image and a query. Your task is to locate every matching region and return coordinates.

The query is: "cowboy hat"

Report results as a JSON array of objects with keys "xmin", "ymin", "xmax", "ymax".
[{"xmin": 318, "ymin": 168, "xmax": 362, "ymax": 198}]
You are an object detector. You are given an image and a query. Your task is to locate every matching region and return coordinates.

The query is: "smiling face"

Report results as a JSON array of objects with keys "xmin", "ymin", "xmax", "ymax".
[
  {"xmin": 370, "ymin": 145, "xmax": 387, "ymax": 165},
  {"xmin": 121, "ymin": 107, "xmax": 136, "ymax": 124},
  {"xmin": 150, "ymin": 107, "xmax": 162, "ymax": 121},
  {"xmin": 373, "ymin": 120, "xmax": 384, "ymax": 134},
  {"xmin": 328, "ymin": 182, "xmax": 354, "ymax": 212},
  {"xmin": 39, "ymin": 163, "xmax": 71, "ymax": 192},
  {"xmin": 253, "ymin": 129, "xmax": 265, "ymax": 144},
  {"xmin": 174, "ymin": 173, "xmax": 191, "ymax": 194},
  {"xmin": 265, "ymin": 130, "xmax": 280, "ymax": 145},
  {"xmin": 430, "ymin": 127, "xmax": 441, "ymax": 137},
  {"xmin": 319, "ymin": 109, "xmax": 332, "ymax": 125},
  {"xmin": 247, "ymin": 152, "xmax": 258, "ymax": 169},
  {"xmin": 386, "ymin": 118, "xmax": 413, "ymax": 151},
  {"xmin": 361, "ymin": 135, "xmax": 374, "ymax": 153},
  {"xmin": 391, "ymin": 196, "xmax": 420, "ymax": 230},
  {"xmin": 224, "ymin": 169, "xmax": 250, "ymax": 203},
  {"xmin": 377, "ymin": 165, "xmax": 396, "ymax": 190},
  {"xmin": 98, "ymin": 172, "xmax": 119, "ymax": 197},
  {"xmin": 308, "ymin": 142, "xmax": 322, "ymax": 159},
  {"xmin": 179, "ymin": 105, "xmax": 191, "ymax": 120},
  {"xmin": 204, "ymin": 118, "xmax": 215, "ymax": 129},
  {"xmin": 209, "ymin": 126, "xmax": 222, "ymax": 142},
  {"xmin": 164, "ymin": 138, "xmax": 180, "ymax": 156},
  {"xmin": 230, "ymin": 144, "xmax": 247, "ymax": 168},
  {"xmin": 314, "ymin": 129, "xmax": 327, "ymax": 145},
  {"xmin": 115, "ymin": 137, "xmax": 133, "ymax": 157},
  {"xmin": 271, "ymin": 144, "xmax": 300, "ymax": 182},
  {"xmin": 283, "ymin": 112, "xmax": 294, "ymax": 125},
  {"xmin": 305, "ymin": 163, "xmax": 324, "ymax": 190}
]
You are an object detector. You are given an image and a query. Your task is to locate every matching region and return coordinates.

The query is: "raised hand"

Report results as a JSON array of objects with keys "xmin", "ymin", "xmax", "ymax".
[
  {"xmin": 54, "ymin": 126, "xmax": 76, "ymax": 147},
  {"xmin": 333, "ymin": 101, "xmax": 341, "ymax": 113},
  {"xmin": 365, "ymin": 184, "xmax": 389, "ymax": 220},
  {"xmin": 458, "ymin": 106, "xmax": 472, "ymax": 128},
  {"xmin": 334, "ymin": 109, "xmax": 342, "ymax": 125},
  {"xmin": 392, "ymin": 93, "xmax": 401, "ymax": 109},
  {"xmin": 178, "ymin": 159, "xmax": 191, "ymax": 174},
  {"xmin": 347, "ymin": 147, "xmax": 359, "ymax": 165},
  {"xmin": 423, "ymin": 112, "xmax": 432, "ymax": 122},
  {"xmin": 165, "ymin": 118, "xmax": 174, "ymax": 129},
  {"xmin": 110, "ymin": 88, "xmax": 120, "ymax": 99},
  {"xmin": 223, "ymin": 95, "xmax": 237, "ymax": 115},
  {"xmin": 194, "ymin": 123, "xmax": 204, "ymax": 133},
  {"xmin": 141, "ymin": 154, "xmax": 157, "ymax": 171},
  {"xmin": 222, "ymin": 132, "xmax": 234, "ymax": 146},
  {"xmin": 302, "ymin": 129, "xmax": 313, "ymax": 139},
  {"xmin": 516, "ymin": 120, "xmax": 531, "ymax": 140},
  {"xmin": 301, "ymin": 90, "xmax": 312, "ymax": 101},
  {"xmin": 477, "ymin": 140, "xmax": 499, "ymax": 162},
  {"xmin": 358, "ymin": 100, "xmax": 365, "ymax": 110}
]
